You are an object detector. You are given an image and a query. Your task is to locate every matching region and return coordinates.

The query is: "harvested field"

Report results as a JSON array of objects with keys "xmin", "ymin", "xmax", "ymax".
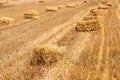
[{"xmin": 0, "ymin": 0, "xmax": 120, "ymax": 80}]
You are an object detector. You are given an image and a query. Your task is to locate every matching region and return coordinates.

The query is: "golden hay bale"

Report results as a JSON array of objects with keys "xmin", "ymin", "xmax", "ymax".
[
  {"xmin": 24, "ymin": 10, "xmax": 39, "ymax": 19},
  {"xmin": 66, "ymin": 3, "xmax": 76, "ymax": 8},
  {"xmin": 46, "ymin": 6, "xmax": 58, "ymax": 11},
  {"xmin": 83, "ymin": 16, "xmax": 98, "ymax": 21},
  {"xmin": 75, "ymin": 20, "xmax": 101, "ymax": 32},
  {"xmin": 90, "ymin": 9, "xmax": 107, "ymax": 16},
  {"xmin": 58, "ymin": 5, "xmax": 64, "ymax": 9},
  {"xmin": 98, "ymin": 5, "xmax": 109, "ymax": 9},
  {"xmin": 0, "ymin": 17, "xmax": 14, "ymax": 25},
  {"xmin": 30, "ymin": 44, "xmax": 66, "ymax": 66},
  {"xmin": 102, "ymin": 3, "xmax": 112, "ymax": 7}
]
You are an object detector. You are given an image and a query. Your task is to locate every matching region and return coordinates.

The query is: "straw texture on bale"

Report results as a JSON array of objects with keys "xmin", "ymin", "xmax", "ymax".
[
  {"xmin": 90, "ymin": 9, "xmax": 107, "ymax": 16},
  {"xmin": 30, "ymin": 44, "xmax": 66, "ymax": 66},
  {"xmin": 46, "ymin": 6, "xmax": 58, "ymax": 11},
  {"xmin": 66, "ymin": 3, "xmax": 76, "ymax": 8},
  {"xmin": 102, "ymin": 2, "xmax": 112, "ymax": 7},
  {"xmin": 0, "ymin": 17, "xmax": 14, "ymax": 25},
  {"xmin": 75, "ymin": 20, "xmax": 101, "ymax": 32},
  {"xmin": 83, "ymin": 16, "xmax": 98, "ymax": 21},
  {"xmin": 98, "ymin": 5, "xmax": 109, "ymax": 10},
  {"xmin": 24, "ymin": 10, "xmax": 39, "ymax": 19}
]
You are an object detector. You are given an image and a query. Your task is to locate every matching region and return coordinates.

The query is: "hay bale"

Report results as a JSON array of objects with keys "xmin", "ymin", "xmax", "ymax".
[
  {"xmin": 66, "ymin": 3, "xmax": 76, "ymax": 8},
  {"xmin": 46, "ymin": 6, "xmax": 58, "ymax": 11},
  {"xmin": 0, "ymin": 17, "xmax": 14, "ymax": 25},
  {"xmin": 98, "ymin": 5, "xmax": 109, "ymax": 10},
  {"xmin": 83, "ymin": 16, "xmax": 98, "ymax": 21},
  {"xmin": 75, "ymin": 20, "xmax": 101, "ymax": 32},
  {"xmin": 90, "ymin": 9, "xmax": 107, "ymax": 16},
  {"xmin": 30, "ymin": 44, "xmax": 66, "ymax": 66},
  {"xmin": 102, "ymin": 3, "xmax": 112, "ymax": 7},
  {"xmin": 24, "ymin": 10, "xmax": 39, "ymax": 19}
]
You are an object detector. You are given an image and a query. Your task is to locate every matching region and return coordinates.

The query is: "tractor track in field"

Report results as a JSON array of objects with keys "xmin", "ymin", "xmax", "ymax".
[
  {"xmin": 96, "ymin": 18, "xmax": 105, "ymax": 71},
  {"xmin": 103, "ymin": 1, "xmax": 120, "ymax": 80},
  {"xmin": 97, "ymin": 8, "xmax": 116, "ymax": 80},
  {"xmin": 101, "ymin": 25, "xmax": 110, "ymax": 80},
  {"xmin": 100, "ymin": 10, "xmax": 113, "ymax": 80},
  {"xmin": 86, "ymin": 32, "xmax": 101, "ymax": 80},
  {"xmin": 100, "ymin": 6, "xmax": 120, "ymax": 80},
  {"xmin": 114, "ymin": 28, "xmax": 120, "ymax": 53}
]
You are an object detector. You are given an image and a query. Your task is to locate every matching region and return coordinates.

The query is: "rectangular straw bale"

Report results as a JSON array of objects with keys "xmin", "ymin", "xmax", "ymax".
[
  {"xmin": 46, "ymin": 6, "xmax": 58, "ymax": 11},
  {"xmin": 66, "ymin": 3, "xmax": 76, "ymax": 8},
  {"xmin": 30, "ymin": 44, "xmax": 66, "ymax": 66}
]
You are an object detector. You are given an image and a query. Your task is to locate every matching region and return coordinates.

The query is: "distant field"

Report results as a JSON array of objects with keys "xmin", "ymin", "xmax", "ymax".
[{"xmin": 0, "ymin": 0, "xmax": 120, "ymax": 80}]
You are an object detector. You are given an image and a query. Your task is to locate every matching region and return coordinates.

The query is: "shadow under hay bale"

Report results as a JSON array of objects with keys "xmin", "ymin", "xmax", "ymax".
[
  {"xmin": 30, "ymin": 44, "xmax": 66, "ymax": 66},
  {"xmin": 38, "ymin": 0, "xmax": 44, "ymax": 3},
  {"xmin": 84, "ymin": 0, "xmax": 87, "ymax": 3},
  {"xmin": 24, "ymin": 10, "xmax": 39, "ymax": 20},
  {"xmin": 75, "ymin": 20, "xmax": 101, "ymax": 32}
]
